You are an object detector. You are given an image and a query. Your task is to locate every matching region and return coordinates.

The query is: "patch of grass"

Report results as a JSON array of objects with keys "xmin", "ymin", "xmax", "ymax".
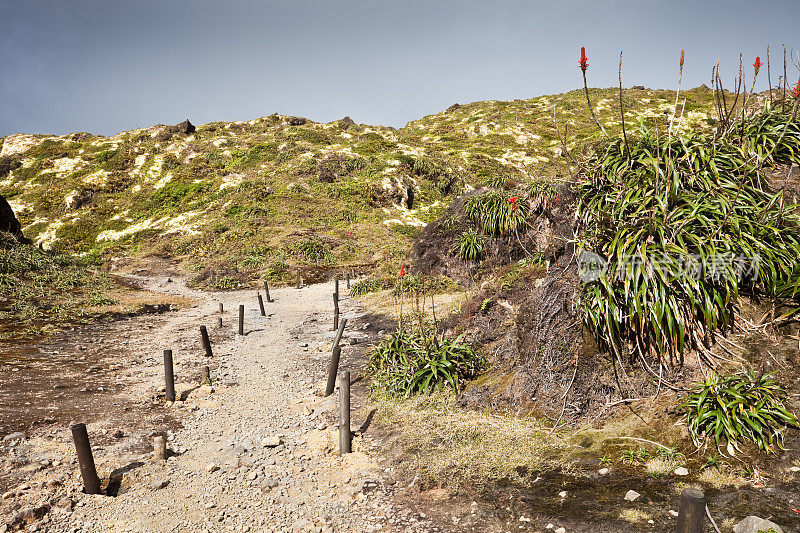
[
  {"xmin": 464, "ymin": 191, "xmax": 529, "ymax": 235},
  {"xmin": 452, "ymin": 227, "xmax": 485, "ymax": 262},
  {"xmin": 350, "ymin": 277, "xmax": 388, "ymax": 296},
  {"xmin": 371, "ymin": 391, "xmax": 566, "ymax": 487}
]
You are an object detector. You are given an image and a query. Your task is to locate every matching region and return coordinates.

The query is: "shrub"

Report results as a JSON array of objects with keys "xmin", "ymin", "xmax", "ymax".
[
  {"xmin": 679, "ymin": 370, "xmax": 799, "ymax": 454},
  {"xmin": 297, "ymin": 238, "xmax": 334, "ymax": 265},
  {"xmin": 578, "ymin": 111, "xmax": 800, "ymax": 363},
  {"xmin": 369, "ymin": 328, "xmax": 484, "ymax": 396},
  {"xmin": 464, "ymin": 191, "xmax": 529, "ymax": 235},
  {"xmin": 452, "ymin": 227, "xmax": 485, "ymax": 262},
  {"xmin": 350, "ymin": 278, "xmax": 388, "ymax": 296}
]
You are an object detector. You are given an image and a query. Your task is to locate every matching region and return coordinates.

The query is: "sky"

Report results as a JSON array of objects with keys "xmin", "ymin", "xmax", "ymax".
[{"xmin": 1, "ymin": 0, "xmax": 799, "ymax": 137}]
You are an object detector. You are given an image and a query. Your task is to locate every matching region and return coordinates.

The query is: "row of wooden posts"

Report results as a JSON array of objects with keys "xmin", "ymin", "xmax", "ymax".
[
  {"xmin": 68, "ymin": 274, "xmax": 355, "ymax": 493},
  {"xmin": 67, "ymin": 271, "xmax": 707, "ymax": 532}
]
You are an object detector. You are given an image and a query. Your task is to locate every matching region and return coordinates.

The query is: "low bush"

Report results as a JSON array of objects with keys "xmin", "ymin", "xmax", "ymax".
[
  {"xmin": 679, "ymin": 370, "xmax": 799, "ymax": 454},
  {"xmin": 369, "ymin": 327, "xmax": 484, "ymax": 396},
  {"xmin": 464, "ymin": 191, "xmax": 529, "ymax": 235},
  {"xmin": 452, "ymin": 227, "xmax": 485, "ymax": 262}
]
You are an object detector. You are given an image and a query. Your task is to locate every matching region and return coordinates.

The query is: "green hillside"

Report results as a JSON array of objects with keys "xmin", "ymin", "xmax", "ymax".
[{"xmin": 0, "ymin": 87, "xmax": 718, "ymax": 288}]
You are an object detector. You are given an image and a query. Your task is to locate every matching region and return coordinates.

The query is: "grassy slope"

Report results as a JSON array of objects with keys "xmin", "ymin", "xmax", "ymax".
[{"xmin": 0, "ymin": 87, "xmax": 718, "ymax": 288}]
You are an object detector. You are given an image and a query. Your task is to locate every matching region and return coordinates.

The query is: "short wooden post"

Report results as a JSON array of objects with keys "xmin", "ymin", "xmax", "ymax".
[
  {"xmin": 331, "ymin": 317, "xmax": 347, "ymax": 350},
  {"xmin": 296, "ymin": 270, "xmax": 301, "ymax": 289},
  {"xmin": 163, "ymin": 349, "xmax": 175, "ymax": 403},
  {"xmin": 201, "ymin": 365, "xmax": 210, "ymax": 384},
  {"xmin": 258, "ymin": 293, "xmax": 266, "ymax": 316},
  {"xmin": 325, "ymin": 345, "xmax": 342, "ymax": 397},
  {"xmin": 200, "ymin": 325, "xmax": 213, "ymax": 357},
  {"xmin": 335, "ymin": 277, "xmax": 339, "ymax": 300},
  {"xmin": 219, "ymin": 302, "xmax": 224, "ymax": 313},
  {"xmin": 676, "ymin": 487, "xmax": 706, "ymax": 533},
  {"xmin": 153, "ymin": 435, "xmax": 167, "ymax": 460},
  {"xmin": 333, "ymin": 292, "xmax": 339, "ymax": 331},
  {"xmin": 217, "ymin": 316, "xmax": 222, "ymax": 327},
  {"xmin": 346, "ymin": 272, "xmax": 350, "ymax": 289},
  {"xmin": 71, "ymin": 423, "xmax": 101, "ymax": 494},
  {"xmin": 238, "ymin": 305, "xmax": 244, "ymax": 336},
  {"xmin": 339, "ymin": 370, "xmax": 351, "ymax": 455},
  {"xmin": 264, "ymin": 280, "xmax": 272, "ymax": 303}
]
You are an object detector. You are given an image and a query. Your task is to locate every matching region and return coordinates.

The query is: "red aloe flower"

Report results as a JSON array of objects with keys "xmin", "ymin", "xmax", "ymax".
[
  {"xmin": 753, "ymin": 56, "xmax": 762, "ymax": 75},
  {"xmin": 680, "ymin": 49, "xmax": 685, "ymax": 69},
  {"xmin": 793, "ymin": 76, "xmax": 800, "ymax": 99},
  {"xmin": 555, "ymin": 194, "xmax": 561, "ymax": 203},
  {"xmin": 579, "ymin": 47, "xmax": 588, "ymax": 72},
  {"xmin": 399, "ymin": 265, "xmax": 406, "ymax": 278},
  {"xmin": 509, "ymin": 196, "xmax": 518, "ymax": 211}
]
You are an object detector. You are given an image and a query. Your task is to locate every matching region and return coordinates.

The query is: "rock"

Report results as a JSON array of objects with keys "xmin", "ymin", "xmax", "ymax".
[
  {"xmin": 555, "ymin": 528, "xmax": 566, "ymax": 533},
  {"xmin": 624, "ymin": 490, "xmax": 641, "ymax": 502},
  {"xmin": 262, "ymin": 436, "xmax": 282, "ymax": 448},
  {"xmin": 2, "ymin": 491, "xmax": 14, "ymax": 499},
  {"xmin": 668, "ymin": 510, "xmax": 678, "ymax": 517},
  {"xmin": 205, "ymin": 462, "xmax": 219, "ymax": 473},
  {"xmin": 264, "ymin": 479, "xmax": 278, "ymax": 489},
  {"xmin": 558, "ymin": 490, "xmax": 567, "ymax": 498},
  {"xmin": 598, "ymin": 467, "xmax": 609, "ymax": 475},
  {"xmin": 299, "ymin": 342, "xmax": 309, "ymax": 348},
  {"xmin": 288, "ymin": 117, "xmax": 307, "ymax": 126},
  {"xmin": 149, "ymin": 479, "xmax": 169, "ymax": 490},
  {"xmin": 247, "ymin": 471, "xmax": 258, "ymax": 481},
  {"xmin": 2, "ymin": 432, "xmax": 25, "ymax": 442},
  {"xmin": 788, "ymin": 466, "xmax": 800, "ymax": 472},
  {"xmin": 732, "ymin": 516, "xmax": 784, "ymax": 533},
  {"xmin": 177, "ymin": 119, "xmax": 195, "ymax": 134},
  {"xmin": 112, "ymin": 430, "xmax": 124, "ymax": 439},
  {"xmin": 632, "ymin": 85, "xmax": 646, "ymax": 90},
  {"xmin": 338, "ymin": 116, "xmax": 356, "ymax": 128},
  {"xmin": 674, "ymin": 467, "xmax": 689, "ymax": 476},
  {"xmin": 0, "ymin": 197, "xmax": 29, "ymax": 244}
]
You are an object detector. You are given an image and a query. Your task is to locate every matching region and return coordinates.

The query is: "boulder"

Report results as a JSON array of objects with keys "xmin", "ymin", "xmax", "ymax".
[
  {"xmin": 288, "ymin": 116, "xmax": 307, "ymax": 126},
  {"xmin": 338, "ymin": 116, "xmax": 356, "ymax": 128},
  {"xmin": 732, "ymin": 516, "xmax": 783, "ymax": 533},
  {"xmin": 176, "ymin": 119, "xmax": 195, "ymax": 134},
  {"xmin": 0, "ymin": 196, "xmax": 30, "ymax": 245}
]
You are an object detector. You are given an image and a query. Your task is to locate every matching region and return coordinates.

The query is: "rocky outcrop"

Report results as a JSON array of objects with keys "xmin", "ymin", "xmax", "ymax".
[{"xmin": 0, "ymin": 195, "xmax": 30, "ymax": 244}]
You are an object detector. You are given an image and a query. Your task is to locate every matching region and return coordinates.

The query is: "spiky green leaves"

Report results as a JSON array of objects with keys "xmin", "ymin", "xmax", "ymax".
[
  {"xmin": 680, "ymin": 370, "xmax": 799, "ymax": 454},
  {"xmin": 464, "ymin": 191, "xmax": 530, "ymax": 235}
]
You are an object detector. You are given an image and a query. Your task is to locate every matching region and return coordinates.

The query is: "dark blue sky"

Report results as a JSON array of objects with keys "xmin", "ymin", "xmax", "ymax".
[{"xmin": 1, "ymin": 0, "xmax": 798, "ymax": 137}]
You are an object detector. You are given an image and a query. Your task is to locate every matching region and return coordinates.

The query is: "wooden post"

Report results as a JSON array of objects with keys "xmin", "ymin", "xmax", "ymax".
[
  {"xmin": 333, "ymin": 292, "xmax": 339, "ymax": 331},
  {"xmin": 339, "ymin": 371, "xmax": 351, "ymax": 455},
  {"xmin": 200, "ymin": 325, "xmax": 213, "ymax": 357},
  {"xmin": 325, "ymin": 345, "xmax": 342, "ymax": 397},
  {"xmin": 238, "ymin": 305, "xmax": 244, "ymax": 336},
  {"xmin": 346, "ymin": 272, "xmax": 350, "ymax": 289},
  {"xmin": 219, "ymin": 302, "xmax": 224, "ymax": 313},
  {"xmin": 335, "ymin": 277, "xmax": 339, "ymax": 300},
  {"xmin": 296, "ymin": 270, "xmax": 301, "ymax": 289},
  {"xmin": 153, "ymin": 435, "xmax": 167, "ymax": 460},
  {"xmin": 163, "ymin": 349, "xmax": 175, "ymax": 403},
  {"xmin": 676, "ymin": 487, "xmax": 706, "ymax": 533},
  {"xmin": 71, "ymin": 423, "xmax": 101, "ymax": 494},
  {"xmin": 264, "ymin": 280, "xmax": 272, "ymax": 303},
  {"xmin": 258, "ymin": 293, "xmax": 266, "ymax": 316},
  {"xmin": 217, "ymin": 316, "xmax": 222, "ymax": 327},
  {"xmin": 201, "ymin": 365, "xmax": 210, "ymax": 384},
  {"xmin": 332, "ymin": 317, "xmax": 347, "ymax": 350}
]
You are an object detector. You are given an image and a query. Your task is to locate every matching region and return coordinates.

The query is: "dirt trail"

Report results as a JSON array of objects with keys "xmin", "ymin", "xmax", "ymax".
[{"xmin": 1, "ymin": 273, "xmax": 436, "ymax": 532}]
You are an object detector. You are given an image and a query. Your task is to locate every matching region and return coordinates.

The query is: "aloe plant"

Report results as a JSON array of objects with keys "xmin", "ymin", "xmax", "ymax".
[{"xmin": 680, "ymin": 370, "xmax": 798, "ymax": 454}]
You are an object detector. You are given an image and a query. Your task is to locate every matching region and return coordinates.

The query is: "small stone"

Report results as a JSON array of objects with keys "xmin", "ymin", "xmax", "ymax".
[
  {"xmin": 112, "ymin": 430, "xmax": 124, "ymax": 439},
  {"xmin": 2, "ymin": 491, "xmax": 14, "ymax": 499},
  {"xmin": 598, "ymin": 467, "xmax": 610, "ymax": 475},
  {"xmin": 732, "ymin": 516, "xmax": 784, "ymax": 533},
  {"xmin": 545, "ymin": 525, "xmax": 554, "ymax": 530},
  {"xmin": 149, "ymin": 479, "xmax": 169, "ymax": 490},
  {"xmin": 247, "ymin": 471, "xmax": 258, "ymax": 481},
  {"xmin": 558, "ymin": 490, "xmax": 567, "ymax": 499},
  {"xmin": 299, "ymin": 343, "xmax": 309, "ymax": 348},
  {"xmin": 624, "ymin": 490, "xmax": 641, "ymax": 502},
  {"xmin": 668, "ymin": 510, "xmax": 679, "ymax": 517},
  {"xmin": 205, "ymin": 462, "xmax": 219, "ymax": 473},
  {"xmin": 262, "ymin": 436, "xmax": 281, "ymax": 447},
  {"xmin": 204, "ymin": 502, "xmax": 215, "ymax": 509},
  {"xmin": 555, "ymin": 528, "xmax": 566, "ymax": 533},
  {"xmin": 674, "ymin": 467, "xmax": 689, "ymax": 476},
  {"xmin": 2, "ymin": 432, "xmax": 24, "ymax": 442},
  {"xmin": 264, "ymin": 479, "xmax": 278, "ymax": 489},
  {"xmin": 789, "ymin": 466, "xmax": 800, "ymax": 472}
]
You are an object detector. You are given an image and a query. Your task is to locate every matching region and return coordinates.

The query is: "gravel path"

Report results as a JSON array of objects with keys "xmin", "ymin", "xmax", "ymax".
[{"xmin": 3, "ymin": 277, "xmax": 437, "ymax": 532}]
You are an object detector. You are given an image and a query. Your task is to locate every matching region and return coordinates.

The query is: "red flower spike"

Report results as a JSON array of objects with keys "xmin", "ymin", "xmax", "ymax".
[
  {"xmin": 793, "ymin": 76, "xmax": 800, "ymax": 99},
  {"xmin": 579, "ymin": 47, "xmax": 588, "ymax": 72},
  {"xmin": 680, "ymin": 49, "xmax": 685, "ymax": 69},
  {"xmin": 555, "ymin": 194, "xmax": 561, "ymax": 203},
  {"xmin": 399, "ymin": 265, "xmax": 406, "ymax": 278},
  {"xmin": 508, "ymin": 196, "xmax": 518, "ymax": 203},
  {"xmin": 753, "ymin": 56, "xmax": 762, "ymax": 75}
]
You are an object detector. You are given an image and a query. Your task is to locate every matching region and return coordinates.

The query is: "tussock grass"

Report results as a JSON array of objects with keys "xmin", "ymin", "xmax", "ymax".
[{"xmin": 371, "ymin": 391, "xmax": 568, "ymax": 486}]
